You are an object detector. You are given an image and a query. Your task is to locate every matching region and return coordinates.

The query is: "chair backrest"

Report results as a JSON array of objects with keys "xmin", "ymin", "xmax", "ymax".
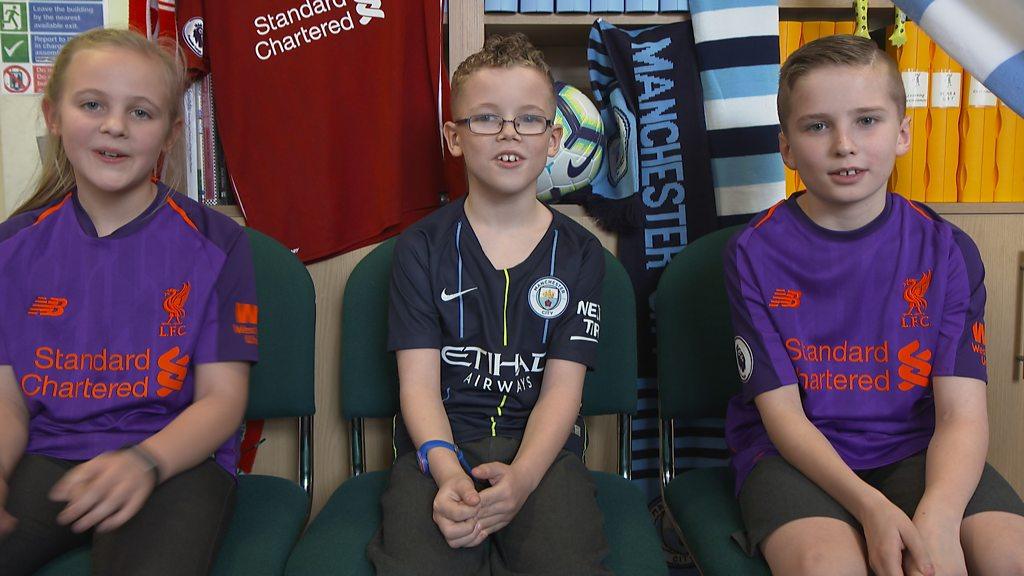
[
  {"xmin": 581, "ymin": 251, "xmax": 637, "ymax": 417},
  {"xmin": 340, "ymin": 237, "xmax": 400, "ymax": 420},
  {"xmin": 656, "ymin": 225, "xmax": 744, "ymax": 421},
  {"xmin": 244, "ymin": 228, "xmax": 317, "ymax": 419}
]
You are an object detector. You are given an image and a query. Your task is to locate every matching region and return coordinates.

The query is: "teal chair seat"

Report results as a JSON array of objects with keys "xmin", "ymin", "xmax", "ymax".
[
  {"xmin": 656, "ymin": 226, "xmax": 770, "ymax": 576},
  {"xmin": 662, "ymin": 468, "xmax": 768, "ymax": 575},
  {"xmin": 34, "ymin": 228, "xmax": 317, "ymax": 576},
  {"xmin": 285, "ymin": 472, "xmax": 388, "ymax": 576},
  {"xmin": 591, "ymin": 472, "xmax": 670, "ymax": 575},
  {"xmin": 210, "ymin": 475, "xmax": 311, "ymax": 574},
  {"xmin": 286, "ymin": 239, "xmax": 666, "ymax": 576}
]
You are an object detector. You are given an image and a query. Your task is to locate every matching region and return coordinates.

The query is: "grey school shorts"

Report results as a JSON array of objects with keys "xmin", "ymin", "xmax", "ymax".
[{"xmin": 734, "ymin": 452, "xmax": 1024, "ymax": 556}]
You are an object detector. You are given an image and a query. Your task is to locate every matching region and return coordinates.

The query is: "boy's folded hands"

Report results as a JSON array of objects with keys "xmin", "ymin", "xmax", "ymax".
[
  {"xmin": 432, "ymin": 461, "xmax": 538, "ymax": 549},
  {"xmin": 861, "ymin": 496, "xmax": 934, "ymax": 576},
  {"xmin": 911, "ymin": 506, "xmax": 969, "ymax": 576},
  {"xmin": 473, "ymin": 461, "xmax": 531, "ymax": 536},
  {"xmin": 433, "ymin": 473, "xmax": 483, "ymax": 548}
]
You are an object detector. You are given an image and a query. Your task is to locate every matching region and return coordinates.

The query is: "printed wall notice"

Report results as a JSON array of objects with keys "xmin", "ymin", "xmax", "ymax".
[{"xmin": 1, "ymin": 0, "xmax": 105, "ymax": 94}]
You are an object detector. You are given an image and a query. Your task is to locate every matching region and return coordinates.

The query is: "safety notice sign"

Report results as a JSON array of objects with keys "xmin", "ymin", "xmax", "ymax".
[{"xmin": 1, "ymin": 0, "xmax": 105, "ymax": 94}]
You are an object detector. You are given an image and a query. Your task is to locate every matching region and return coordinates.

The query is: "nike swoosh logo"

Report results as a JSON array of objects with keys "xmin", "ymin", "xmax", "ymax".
[
  {"xmin": 440, "ymin": 287, "xmax": 478, "ymax": 302},
  {"xmin": 566, "ymin": 142, "xmax": 600, "ymax": 179}
]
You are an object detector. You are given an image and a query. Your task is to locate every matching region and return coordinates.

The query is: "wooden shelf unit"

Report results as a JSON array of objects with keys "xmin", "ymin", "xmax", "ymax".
[{"xmin": 449, "ymin": 0, "xmax": 897, "ymax": 70}]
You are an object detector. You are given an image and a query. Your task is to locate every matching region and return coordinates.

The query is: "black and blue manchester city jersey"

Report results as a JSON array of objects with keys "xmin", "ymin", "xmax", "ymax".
[{"xmin": 389, "ymin": 198, "xmax": 604, "ymax": 455}]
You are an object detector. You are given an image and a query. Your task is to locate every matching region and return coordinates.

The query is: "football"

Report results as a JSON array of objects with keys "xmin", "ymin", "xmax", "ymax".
[{"xmin": 536, "ymin": 82, "xmax": 605, "ymax": 202}]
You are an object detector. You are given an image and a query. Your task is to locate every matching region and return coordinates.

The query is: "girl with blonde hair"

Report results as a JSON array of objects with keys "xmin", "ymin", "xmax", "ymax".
[{"xmin": 0, "ymin": 28, "xmax": 259, "ymax": 576}]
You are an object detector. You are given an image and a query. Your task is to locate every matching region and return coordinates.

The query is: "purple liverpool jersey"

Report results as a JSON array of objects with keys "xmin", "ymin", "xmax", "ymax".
[
  {"xmin": 0, "ymin": 185, "xmax": 259, "ymax": 475},
  {"xmin": 724, "ymin": 193, "xmax": 987, "ymax": 494}
]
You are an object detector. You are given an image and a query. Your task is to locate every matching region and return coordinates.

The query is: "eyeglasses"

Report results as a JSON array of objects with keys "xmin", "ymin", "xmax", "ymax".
[{"xmin": 453, "ymin": 113, "xmax": 554, "ymax": 136}]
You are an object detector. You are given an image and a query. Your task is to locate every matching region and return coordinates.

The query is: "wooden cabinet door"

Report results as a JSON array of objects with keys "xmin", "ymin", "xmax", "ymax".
[{"xmin": 940, "ymin": 210, "xmax": 1024, "ymax": 494}]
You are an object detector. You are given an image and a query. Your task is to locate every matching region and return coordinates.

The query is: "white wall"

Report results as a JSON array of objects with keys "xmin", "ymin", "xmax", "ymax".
[{"xmin": 0, "ymin": 1, "xmax": 127, "ymax": 217}]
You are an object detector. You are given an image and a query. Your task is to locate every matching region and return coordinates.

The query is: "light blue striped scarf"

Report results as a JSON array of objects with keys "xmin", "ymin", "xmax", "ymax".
[{"xmin": 689, "ymin": 0, "xmax": 785, "ymax": 222}]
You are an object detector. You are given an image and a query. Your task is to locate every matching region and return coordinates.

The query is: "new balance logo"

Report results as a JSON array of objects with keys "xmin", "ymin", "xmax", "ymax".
[
  {"xmin": 28, "ymin": 297, "xmax": 67, "ymax": 317},
  {"xmin": 769, "ymin": 289, "xmax": 801, "ymax": 309},
  {"xmin": 897, "ymin": 340, "xmax": 932, "ymax": 391},
  {"xmin": 157, "ymin": 347, "xmax": 190, "ymax": 397},
  {"xmin": 441, "ymin": 287, "xmax": 478, "ymax": 302}
]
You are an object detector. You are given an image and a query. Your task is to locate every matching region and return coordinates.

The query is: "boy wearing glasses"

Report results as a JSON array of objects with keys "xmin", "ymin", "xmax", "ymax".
[{"xmin": 366, "ymin": 34, "xmax": 611, "ymax": 575}]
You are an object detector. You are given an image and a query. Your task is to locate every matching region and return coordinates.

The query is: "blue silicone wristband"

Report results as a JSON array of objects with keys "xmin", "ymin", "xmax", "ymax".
[{"xmin": 416, "ymin": 440, "xmax": 474, "ymax": 478}]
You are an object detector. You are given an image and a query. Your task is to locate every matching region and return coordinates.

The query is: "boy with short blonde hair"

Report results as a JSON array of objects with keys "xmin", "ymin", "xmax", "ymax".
[
  {"xmin": 725, "ymin": 34, "xmax": 1024, "ymax": 576},
  {"xmin": 367, "ymin": 33, "xmax": 611, "ymax": 575}
]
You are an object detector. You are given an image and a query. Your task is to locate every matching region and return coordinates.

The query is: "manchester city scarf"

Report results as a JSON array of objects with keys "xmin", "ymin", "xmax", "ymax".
[{"xmin": 587, "ymin": 18, "xmax": 717, "ymax": 378}]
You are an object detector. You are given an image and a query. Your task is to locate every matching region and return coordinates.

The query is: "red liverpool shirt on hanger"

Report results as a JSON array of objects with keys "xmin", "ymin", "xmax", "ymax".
[{"xmin": 176, "ymin": 0, "xmax": 461, "ymax": 262}]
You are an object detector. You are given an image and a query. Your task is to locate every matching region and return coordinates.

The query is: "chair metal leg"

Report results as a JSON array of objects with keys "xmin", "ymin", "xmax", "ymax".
[
  {"xmin": 661, "ymin": 418, "xmax": 675, "ymax": 487},
  {"xmin": 351, "ymin": 418, "xmax": 366, "ymax": 477},
  {"xmin": 618, "ymin": 414, "xmax": 632, "ymax": 481},
  {"xmin": 298, "ymin": 414, "xmax": 314, "ymax": 498}
]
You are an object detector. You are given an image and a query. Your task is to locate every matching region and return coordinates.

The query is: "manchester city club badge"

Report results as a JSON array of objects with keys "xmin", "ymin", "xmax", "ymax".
[{"xmin": 528, "ymin": 277, "xmax": 569, "ymax": 319}]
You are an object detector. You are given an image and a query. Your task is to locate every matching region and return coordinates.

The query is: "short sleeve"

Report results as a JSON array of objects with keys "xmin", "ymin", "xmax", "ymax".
[
  {"xmin": 0, "ymin": 302, "xmax": 8, "ymax": 366},
  {"xmin": 724, "ymin": 234, "xmax": 798, "ymax": 402},
  {"xmin": 193, "ymin": 229, "xmax": 259, "ymax": 364},
  {"xmin": 0, "ymin": 213, "xmax": 39, "ymax": 366},
  {"xmin": 388, "ymin": 231, "xmax": 442, "ymax": 351},
  {"xmin": 546, "ymin": 237, "xmax": 603, "ymax": 369},
  {"xmin": 933, "ymin": 229, "xmax": 987, "ymax": 381}
]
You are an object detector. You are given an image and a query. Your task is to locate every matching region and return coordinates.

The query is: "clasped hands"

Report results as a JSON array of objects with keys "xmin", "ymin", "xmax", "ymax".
[
  {"xmin": 862, "ymin": 495, "xmax": 967, "ymax": 576},
  {"xmin": 432, "ymin": 462, "xmax": 532, "ymax": 549}
]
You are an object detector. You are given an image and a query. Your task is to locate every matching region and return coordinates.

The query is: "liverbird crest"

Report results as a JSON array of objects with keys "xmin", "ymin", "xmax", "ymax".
[
  {"xmin": 902, "ymin": 270, "xmax": 932, "ymax": 316},
  {"xmin": 163, "ymin": 282, "xmax": 191, "ymax": 325}
]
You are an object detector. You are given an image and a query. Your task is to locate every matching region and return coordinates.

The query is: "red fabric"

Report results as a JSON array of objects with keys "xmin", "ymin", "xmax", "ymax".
[
  {"xmin": 129, "ymin": 0, "xmax": 146, "ymax": 35},
  {"xmin": 174, "ymin": 0, "xmax": 208, "ymax": 76},
  {"xmin": 196, "ymin": 1, "xmax": 463, "ymax": 262},
  {"xmin": 237, "ymin": 419, "xmax": 265, "ymax": 474},
  {"xmin": 129, "ymin": 0, "xmax": 177, "ymax": 41}
]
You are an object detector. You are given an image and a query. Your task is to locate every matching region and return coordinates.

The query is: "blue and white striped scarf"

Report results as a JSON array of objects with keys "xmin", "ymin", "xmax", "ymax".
[
  {"xmin": 897, "ymin": 0, "xmax": 1024, "ymax": 116},
  {"xmin": 689, "ymin": 0, "xmax": 785, "ymax": 223}
]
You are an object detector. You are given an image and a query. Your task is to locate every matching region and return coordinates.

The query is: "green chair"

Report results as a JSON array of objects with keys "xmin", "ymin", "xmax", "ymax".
[
  {"xmin": 286, "ymin": 238, "xmax": 667, "ymax": 576},
  {"xmin": 35, "ymin": 228, "xmax": 317, "ymax": 576},
  {"xmin": 656, "ymin": 225, "xmax": 770, "ymax": 575}
]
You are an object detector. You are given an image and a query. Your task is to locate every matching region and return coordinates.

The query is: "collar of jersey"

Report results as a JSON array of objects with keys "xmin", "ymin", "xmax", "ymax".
[
  {"xmin": 457, "ymin": 197, "xmax": 557, "ymax": 273},
  {"xmin": 785, "ymin": 190, "xmax": 894, "ymax": 242},
  {"xmin": 71, "ymin": 184, "xmax": 170, "ymax": 240}
]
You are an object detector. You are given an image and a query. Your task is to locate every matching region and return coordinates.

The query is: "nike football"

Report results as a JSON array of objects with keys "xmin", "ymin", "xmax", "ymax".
[{"xmin": 537, "ymin": 82, "xmax": 605, "ymax": 202}]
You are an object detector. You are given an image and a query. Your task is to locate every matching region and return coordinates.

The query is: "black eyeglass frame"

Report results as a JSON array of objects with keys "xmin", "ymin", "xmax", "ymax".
[{"xmin": 452, "ymin": 114, "xmax": 555, "ymax": 136}]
